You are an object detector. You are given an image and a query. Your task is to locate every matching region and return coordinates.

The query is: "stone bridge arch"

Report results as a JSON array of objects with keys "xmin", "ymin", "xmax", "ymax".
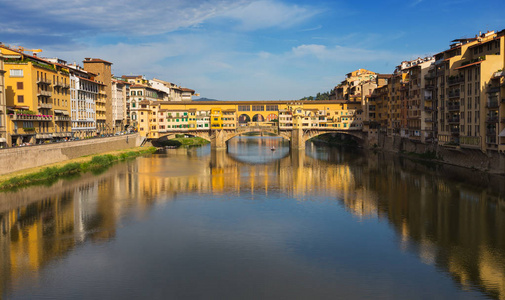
[{"xmin": 300, "ymin": 129, "xmax": 367, "ymax": 145}]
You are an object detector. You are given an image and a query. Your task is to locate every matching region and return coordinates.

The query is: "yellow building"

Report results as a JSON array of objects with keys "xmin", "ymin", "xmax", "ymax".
[
  {"xmin": 0, "ymin": 46, "xmax": 71, "ymax": 146},
  {"xmin": 0, "ymin": 54, "xmax": 6, "ymax": 147},
  {"xmin": 434, "ymin": 30, "xmax": 504, "ymax": 151},
  {"xmin": 210, "ymin": 107, "xmax": 222, "ymax": 129},
  {"xmin": 330, "ymin": 69, "xmax": 377, "ymax": 101}
]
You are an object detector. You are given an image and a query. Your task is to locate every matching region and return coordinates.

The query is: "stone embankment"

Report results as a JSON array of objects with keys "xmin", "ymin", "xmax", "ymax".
[
  {"xmin": 0, "ymin": 133, "xmax": 143, "ymax": 176},
  {"xmin": 375, "ymin": 133, "xmax": 505, "ymax": 175}
]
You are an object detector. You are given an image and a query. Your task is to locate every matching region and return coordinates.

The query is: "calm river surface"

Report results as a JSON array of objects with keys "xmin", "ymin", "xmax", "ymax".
[{"xmin": 1, "ymin": 136, "xmax": 505, "ymax": 299}]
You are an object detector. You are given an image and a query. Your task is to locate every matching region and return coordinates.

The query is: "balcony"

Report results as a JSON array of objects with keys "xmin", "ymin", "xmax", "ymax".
[
  {"xmin": 486, "ymin": 116, "xmax": 499, "ymax": 123},
  {"xmin": 447, "ymin": 104, "xmax": 460, "ymax": 111},
  {"xmin": 448, "ymin": 90, "xmax": 461, "ymax": 99},
  {"xmin": 424, "ymin": 118, "xmax": 433, "ymax": 123},
  {"xmin": 448, "ymin": 117, "xmax": 460, "ymax": 124},
  {"xmin": 37, "ymin": 78, "xmax": 52, "ymax": 85},
  {"xmin": 486, "ymin": 101, "xmax": 499, "ymax": 108},
  {"xmin": 486, "ymin": 129, "xmax": 497, "ymax": 136},
  {"xmin": 424, "ymin": 73, "xmax": 436, "ymax": 80},
  {"xmin": 448, "ymin": 75, "xmax": 464, "ymax": 86},
  {"xmin": 9, "ymin": 113, "xmax": 53, "ymax": 121},
  {"xmin": 37, "ymin": 90, "xmax": 51, "ymax": 97},
  {"xmin": 38, "ymin": 102, "xmax": 53, "ymax": 109},
  {"xmin": 450, "ymin": 127, "xmax": 460, "ymax": 134},
  {"xmin": 424, "ymin": 106, "xmax": 434, "ymax": 112},
  {"xmin": 425, "ymin": 84, "xmax": 435, "ymax": 90},
  {"xmin": 62, "ymin": 83, "xmax": 70, "ymax": 89},
  {"xmin": 54, "ymin": 81, "xmax": 63, "ymax": 87},
  {"xmin": 424, "ymin": 95, "xmax": 433, "ymax": 101},
  {"xmin": 487, "ymin": 86, "xmax": 500, "ymax": 94},
  {"xmin": 55, "ymin": 115, "xmax": 71, "ymax": 121}
]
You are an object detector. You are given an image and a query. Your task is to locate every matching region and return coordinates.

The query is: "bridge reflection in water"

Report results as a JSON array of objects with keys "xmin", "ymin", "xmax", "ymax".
[{"xmin": 0, "ymin": 138, "xmax": 504, "ymax": 298}]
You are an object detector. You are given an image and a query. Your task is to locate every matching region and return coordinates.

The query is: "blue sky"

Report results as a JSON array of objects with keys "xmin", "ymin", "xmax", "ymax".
[{"xmin": 1, "ymin": 0, "xmax": 504, "ymax": 100}]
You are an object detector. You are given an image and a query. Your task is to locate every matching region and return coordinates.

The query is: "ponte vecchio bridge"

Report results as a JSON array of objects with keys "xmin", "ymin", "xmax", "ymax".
[{"xmin": 133, "ymin": 100, "xmax": 368, "ymax": 149}]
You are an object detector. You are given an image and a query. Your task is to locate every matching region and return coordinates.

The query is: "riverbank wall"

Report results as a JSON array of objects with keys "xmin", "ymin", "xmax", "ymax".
[
  {"xmin": 376, "ymin": 133, "xmax": 505, "ymax": 174},
  {"xmin": 0, "ymin": 134, "xmax": 143, "ymax": 176}
]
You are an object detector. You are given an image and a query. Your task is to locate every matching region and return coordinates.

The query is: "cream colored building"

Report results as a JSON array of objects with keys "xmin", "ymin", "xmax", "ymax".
[{"xmin": 111, "ymin": 79, "xmax": 126, "ymax": 132}]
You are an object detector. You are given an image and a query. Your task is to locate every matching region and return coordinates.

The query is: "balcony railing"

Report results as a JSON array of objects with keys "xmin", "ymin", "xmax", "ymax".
[
  {"xmin": 424, "ymin": 95, "xmax": 433, "ymax": 101},
  {"xmin": 424, "ymin": 73, "xmax": 436, "ymax": 80},
  {"xmin": 448, "ymin": 117, "xmax": 460, "ymax": 123},
  {"xmin": 54, "ymin": 81, "xmax": 63, "ymax": 87},
  {"xmin": 486, "ymin": 116, "xmax": 499, "ymax": 123},
  {"xmin": 487, "ymin": 86, "xmax": 500, "ymax": 94},
  {"xmin": 448, "ymin": 75, "xmax": 465, "ymax": 86},
  {"xmin": 9, "ymin": 113, "xmax": 53, "ymax": 121},
  {"xmin": 448, "ymin": 90, "xmax": 461, "ymax": 98},
  {"xmin": 37, "ymin": 90, "xmax": 51, "ymax": 97},
  {"xmin": 486, "ymin": 101, "xmax": 499, "ymax": 108},
  {"xmin": 55, "ymin": 116, "xmax": 71, "ymax": 121},
  {"xmin": 37, "ymin": 78, "xmax": 52, "ymax": 85},
  {"xmin": 424, "ymin": 118, "xmax": 433, "ymax": 123},
  {"xmin": 486, "ymin": 129, "xmax": 497, "ymax": 136},
  {"xmin": 450, "ymin": 127, "xmax": 460, "ymax": 133},
  {"xmin": 62, "ymin": 83, "xmax": 70, "ymax": 89},
  {"xmin": 425, "ymin": 84, "xmax": 435, "ymax": 90},
  {"xmin": 447, "ymin": 104, "xmax": 460, "ymax": 111},
  {"xmin": 38, "ymin": 102, "xmax": 53, "ymax": 109}
]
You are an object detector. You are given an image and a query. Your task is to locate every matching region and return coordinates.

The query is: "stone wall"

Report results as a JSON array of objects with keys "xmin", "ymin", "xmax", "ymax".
[
  {"xmin": 376, "ymin": 132, "xmax": 505, "ymax": 175},
  {"xmin": 0, "ymin": 133, "xmax": 142, "ymax": 175}
]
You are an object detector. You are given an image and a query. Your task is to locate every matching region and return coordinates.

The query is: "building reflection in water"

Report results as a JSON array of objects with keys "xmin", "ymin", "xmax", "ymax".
[{"xmin": 0, "ymin": 137, "xmax": 504, "ymax": 298}]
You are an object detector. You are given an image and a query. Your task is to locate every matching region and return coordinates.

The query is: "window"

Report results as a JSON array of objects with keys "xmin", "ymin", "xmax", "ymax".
[
  {"xmin": 17, "ymin": 95, "xmax": 24, "ymax": 103},
  {"xmin": 17, "ymin": 82, "xmax": 24, "ymax": 89},
  {"xmin": 10, "ymin": 69, "xmax": 23, "ymax": 77}
]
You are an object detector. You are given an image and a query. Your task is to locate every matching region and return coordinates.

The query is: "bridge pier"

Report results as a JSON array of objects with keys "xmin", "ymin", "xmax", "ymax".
[
  {"xmin": 290, "ymin": 127, "xmax": 305, "ymax": 149},
  {"xmin": 211, "ymin": 129, "xmax": 228, "ymax": 150}
]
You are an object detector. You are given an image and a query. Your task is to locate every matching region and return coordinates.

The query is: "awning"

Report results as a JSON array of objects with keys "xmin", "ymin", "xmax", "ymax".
[
  {"xmin": 499, "ymin": 128, "xmax": 505, "ymax": 137},
  {"xmin": 54, "ymin": 109, "xmax": 65, "ymax": 114},
  {"xmin": 0, "ymin": 138, "xmax": 6, "ymax": 143}
]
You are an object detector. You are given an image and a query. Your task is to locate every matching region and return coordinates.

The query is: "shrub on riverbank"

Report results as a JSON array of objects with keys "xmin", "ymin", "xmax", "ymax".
[
  {"xmin": 0, "ymin": 147, "xmax": 156, "ymax": 191},
  {"xmin": 155, "ymin": 137, "xmax": 209, "ymax": 148}
]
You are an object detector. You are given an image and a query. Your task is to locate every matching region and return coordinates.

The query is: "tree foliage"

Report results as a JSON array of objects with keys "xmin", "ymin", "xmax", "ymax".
[{"xmin": 300, "ymin": 91, "xmax": 332, "ymax": 101}]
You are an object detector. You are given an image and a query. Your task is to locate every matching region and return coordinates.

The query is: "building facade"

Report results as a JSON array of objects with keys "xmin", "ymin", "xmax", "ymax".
[
  {"xmin": 83, "ymin": 58, "xmax": 112, "ymax": 135},
  {"xmin": 0, "ymin": 46, "xmax": 71, "ymax": 146},
  {"xmin": 0, "ymin": 54, "xmax": 7, "ymax": 147},
  {"xmin": 68, "ymin": 64, "xmax": 99, "ymax": 138}
]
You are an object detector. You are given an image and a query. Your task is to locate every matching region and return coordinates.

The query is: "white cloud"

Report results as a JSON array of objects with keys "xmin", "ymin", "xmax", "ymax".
[
  {"xmin": 219, "ymin": 0, "xmax": 321, "ymax": 31},
  {"xmin": 2, "ymin": 0, "xmax": 320, "ymax": 36}
]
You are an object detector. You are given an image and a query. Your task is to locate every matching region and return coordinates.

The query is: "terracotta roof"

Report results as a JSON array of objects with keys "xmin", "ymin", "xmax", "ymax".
[
  {"xmin": 455, "ymin": 61, "xmax": 483, "ymax": 70},
  {"xmin": 180, "ymin": 88, "xmax": 195, "ymax": 93},
  {"xmin": 83, "ymin": 58, "xmax": 112, "ymax": 65},
  {"xmin": 77, "ymin": 76, "xmax": 105, "ymax": 85}
]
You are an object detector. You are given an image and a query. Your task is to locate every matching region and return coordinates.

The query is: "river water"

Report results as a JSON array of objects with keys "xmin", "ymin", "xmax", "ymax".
[{"xmin": 1, "ymin": 136, "xmax": 505, "ymax": 299}]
